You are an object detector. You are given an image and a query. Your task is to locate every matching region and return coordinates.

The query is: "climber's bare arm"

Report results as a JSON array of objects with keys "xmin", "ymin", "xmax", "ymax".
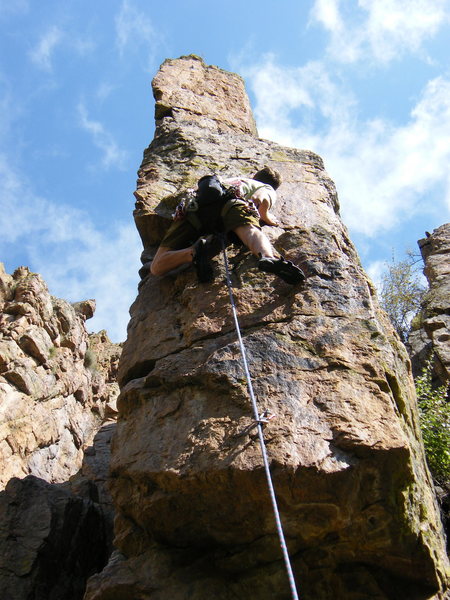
[{"xmin": 253, "ymin": 197, "xmax": 279, "ymax": 226}]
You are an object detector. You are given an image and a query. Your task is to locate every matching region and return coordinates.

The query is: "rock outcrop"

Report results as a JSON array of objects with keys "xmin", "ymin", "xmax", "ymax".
[
  {"xmin": 407, "ymin": 224, "xmax": 450, "ymax": 560},
  {"xmin": 0, "ymin": 264, "xmax": 121, "ymax": 599},
  {"xmin": 408, "ymin": 224, "xmax": 450, "ymax": 387},
  {"xmin": 86, "ymin": 56, "xmax": 450, "ymax": 600},
  {"xmin": 0, "ymin": 264, "xmax": 119, "ymax": 487}
]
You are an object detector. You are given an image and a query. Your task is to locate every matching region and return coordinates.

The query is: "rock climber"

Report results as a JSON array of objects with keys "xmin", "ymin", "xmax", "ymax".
[{"xmin": 150, "ymin": 166, "xmax": 305, "ymax": 285}]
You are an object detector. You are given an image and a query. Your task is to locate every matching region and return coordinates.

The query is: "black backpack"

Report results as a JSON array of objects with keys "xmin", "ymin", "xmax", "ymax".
[
  {"xmin": 172, "ymin": 175, "xmax": 239, "ymax": 228},
  {"xmin": 196, "ymin": 175, "xmax": 227, "ymax": 206}
]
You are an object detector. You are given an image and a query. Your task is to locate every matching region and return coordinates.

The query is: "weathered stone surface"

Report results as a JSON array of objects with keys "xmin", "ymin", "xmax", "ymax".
[
  {"xmin": 407, "ymin": 224, "xmax": 450, "ymax": 563},
  {"xmin": 72, "ymin": 421, "xmax": 116, "ymax": 511},
  {"xmin": 87, "ymin": 329, "xmax": 121, "ymax": 419},
  {"xmin": 152, "ymin": 54, "xmax": 257, "ymax": 136},
  {"xmin": 0, "ymin": 265, "xmax": 121, "ymax": 599},
  {"xmin": 0, "ymin": 266, "xmax": 115, "ymax": 488},
  {"xmin": 408, "ymin": 224, "xmax": 450, "ymax": 387},
  {"xmin": 73, "ymin": 299, "xmax": 97, "ymax": 321},
  {"xmin": 0, "ymin": 474, "xmax": 110, "ymax": 600},
  {"xmin": 87, "ymin": 56, "xmax": 450, "ymax": 599},
  {"xmin": 0, "ymin": 421, "xmax": 116, "ymax": 600}
]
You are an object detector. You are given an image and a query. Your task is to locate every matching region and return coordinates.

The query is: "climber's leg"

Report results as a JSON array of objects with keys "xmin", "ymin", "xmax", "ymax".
[
  {"xmin": 150, "ymin": 245, "xmax": 193, "ymax": 276},
  {"xmin": 232, "ymin": 224, "xmax": 275, "ymax": 258}
]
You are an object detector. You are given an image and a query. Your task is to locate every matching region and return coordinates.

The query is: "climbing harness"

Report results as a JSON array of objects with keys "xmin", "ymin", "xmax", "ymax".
[{"xmin": 220, "ymin": 236, "xmax": 300, "ymax": 600}]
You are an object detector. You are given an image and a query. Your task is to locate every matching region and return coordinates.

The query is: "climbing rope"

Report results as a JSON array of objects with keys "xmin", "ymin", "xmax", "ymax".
[{"xmin": 220, "ymin": 238, "xmax": 300, "ymax": 600}]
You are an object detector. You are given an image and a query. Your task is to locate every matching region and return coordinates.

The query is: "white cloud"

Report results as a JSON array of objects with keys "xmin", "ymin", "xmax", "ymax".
[
  {"xmin": 335, "ymin": 75, "xmax": 450, "ymax": 231},
  {"xmin": 77, "ymin": 101, "xmax": 128, "ymax": 170},
  {"xmin": 29, "ymin": 26, "xmax": 63, "ymax": 71},
  {"xmin": 362, "ymin": 0, "xmax": 448, "ymax": 62},
  {"xmin": 32, "ymin": 223, "xmax": 141, "ymax": 343},
  {"xmin": 310, "ymin": 0, "xmax": 450, "ymax": 63},
  {"xmin": 28, "ymin": 21, "xmax": 95, "ymax": 73},
  {"xmin": 241, "ymin": 56, "xmax": 450, "ymax": 236},
  {"xmin": 115, "ymin": 0, "xmax": 160, "ymax": 69},
  {"xmin": 310, "ymin": 0, "xmax": 343, "ymax": 33},
  {"xmin": 245, "ymin": 57, "xmax": 354, "ymax": 141},
  {"xmin": 0, "ymin": 155, "xmax": 141, "ymax": 342}
]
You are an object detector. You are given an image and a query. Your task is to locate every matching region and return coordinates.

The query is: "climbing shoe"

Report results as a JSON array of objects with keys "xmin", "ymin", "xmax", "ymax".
[
  {"xmin": 258, "ymin": 256, "xmax": 305, "ymax": 285},
  {"xmin": 193, "ymin": 238, "xmax": 214, "ymax": 283}
]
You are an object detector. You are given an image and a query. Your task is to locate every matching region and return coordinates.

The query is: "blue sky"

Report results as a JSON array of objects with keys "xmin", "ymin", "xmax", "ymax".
[{"xmin": 1, "ymin": 0, "xmax": 449, "ymax": 342}]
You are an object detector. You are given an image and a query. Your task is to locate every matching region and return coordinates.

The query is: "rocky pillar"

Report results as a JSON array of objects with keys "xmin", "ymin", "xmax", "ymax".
[{"xmin": 85, "ymin": 56, "xmax": 450, "ymax": 600}]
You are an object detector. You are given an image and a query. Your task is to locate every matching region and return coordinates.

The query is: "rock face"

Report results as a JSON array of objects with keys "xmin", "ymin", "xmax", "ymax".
[
  {"xmin": 0, "ymin": 475, "xmax": 110, "ymax": 600},
  {"xmin": 0, "ymin": 264, "xmax": 119, "ymax": 487},
  {"xmin": 86, "ymin": 56, "xmax": 449, "ymax": 600},
  {"xmin": 408, "ymin": 224, "xmax": 450, "ymax": 387},
  {"xmin": 0, "ymin": 264, "xmax": 121, "ymax": 599}
]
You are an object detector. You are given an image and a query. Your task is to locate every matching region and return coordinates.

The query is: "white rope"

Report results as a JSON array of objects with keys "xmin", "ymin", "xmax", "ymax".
[{"xmin": 221, "ymin": 239, "xmax": 300, "ymax": 600}]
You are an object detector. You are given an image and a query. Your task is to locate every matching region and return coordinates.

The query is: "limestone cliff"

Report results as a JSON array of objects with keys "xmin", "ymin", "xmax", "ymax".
[
  {"xmin": 86, "ymin": 56, "xmax": 449, "ymax": 600},
  {"xmin": 408, "ymin": 223, "xmax": 450, "ymax": 387},
  {"xmin": 0, "ymin": 264, "xmax": 121, "ymax": 598}
]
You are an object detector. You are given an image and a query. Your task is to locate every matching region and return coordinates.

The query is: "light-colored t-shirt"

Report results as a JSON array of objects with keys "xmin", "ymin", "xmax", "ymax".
[{"xmin": 221, "ymin": 177, "xmax": 277, "ymax": 209}]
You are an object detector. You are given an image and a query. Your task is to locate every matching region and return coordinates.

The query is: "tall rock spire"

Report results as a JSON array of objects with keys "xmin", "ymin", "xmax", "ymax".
[{"xmin": 86, "ymin": 56, "xmax": 450, "ymax": 600}]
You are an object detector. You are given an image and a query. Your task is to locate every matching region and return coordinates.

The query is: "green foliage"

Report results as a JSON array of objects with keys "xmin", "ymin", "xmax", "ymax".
[
  {"xmin": 416, "ymin": 359, "xmax": 450, "ymax": 484},
  {"xmin": 380, "ymin": 253, "xmax": 426, "ymax": 342}
]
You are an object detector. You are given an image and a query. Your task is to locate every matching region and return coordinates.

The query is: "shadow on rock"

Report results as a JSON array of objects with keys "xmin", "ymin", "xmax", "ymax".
[{"xmin": 0, "ymin": 422, "xmax": 116, "ymax": 600}]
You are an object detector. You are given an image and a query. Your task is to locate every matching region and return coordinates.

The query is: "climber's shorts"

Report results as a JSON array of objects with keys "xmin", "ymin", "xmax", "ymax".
[
  {"xmin": 160, "ymin": 200, "xmax": 260, "ymax": 250},
  {"xmin": 223, "ymin": 200, "xmax": 260, "ymax": 233},
  {"xmin": 160, "ymin": 219, "xmax": 197, "ymax": 250}
]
